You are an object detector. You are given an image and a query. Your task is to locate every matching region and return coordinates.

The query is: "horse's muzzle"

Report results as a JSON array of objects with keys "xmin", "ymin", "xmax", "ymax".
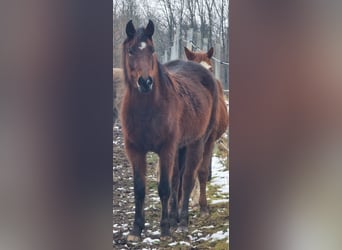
[{"xmin": 137, "ymin": 76, "xmax": 153, "ymax": 93}]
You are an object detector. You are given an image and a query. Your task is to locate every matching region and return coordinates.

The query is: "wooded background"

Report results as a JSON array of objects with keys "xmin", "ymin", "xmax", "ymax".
[{"xmin": 113, "ymin": 0, "xmax": 229, "ymax": 89}]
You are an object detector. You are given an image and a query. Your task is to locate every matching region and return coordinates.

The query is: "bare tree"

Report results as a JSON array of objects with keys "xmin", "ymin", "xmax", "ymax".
[
  {"xmin": 113, "ymin": 0, "xmax": 229, "ymax": 87},
  {"xmin": 213, "ymin": 0, "xmax": 228, "ymax": 46},
  {"xmin": 186, "ymin": 0, "xmax": 198, "ymax": 30},
  {"xmin": 160, "ymin": 0, "xmax": 176, "ymax": 44},
  {"xmin": 195, "ymin": 0, "xmax": 207, "ymax": 48},
  {"xmin": 204, "ymin": 0, "xmax": 215, "ymax": 48},
  {"xmin": 175, "ymin": 0, "xmax": 186, "ymax": 58}
]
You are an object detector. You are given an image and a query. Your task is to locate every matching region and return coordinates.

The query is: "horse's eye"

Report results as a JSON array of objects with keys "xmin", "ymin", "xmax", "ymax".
[
  {"xmin": 151, "ymin": 47, "xmax": 155, "ymax": 53},
  {"xmin": 127, "ymin": 48, "xmax": 134, "ymax": 55}
]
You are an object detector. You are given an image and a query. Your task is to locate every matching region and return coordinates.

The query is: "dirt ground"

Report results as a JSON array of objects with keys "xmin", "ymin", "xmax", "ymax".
[{"xmin": 113, "ymin": 122, "xmax": 229, "ymax": 250}]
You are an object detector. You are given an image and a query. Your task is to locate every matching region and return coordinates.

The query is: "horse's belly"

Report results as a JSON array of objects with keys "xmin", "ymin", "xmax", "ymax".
[{"xmin": 179, "ymin": 109, "xmax": 211, "ymax": 145}]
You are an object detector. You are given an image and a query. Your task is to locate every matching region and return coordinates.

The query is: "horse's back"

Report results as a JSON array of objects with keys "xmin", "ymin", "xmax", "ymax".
[
  {"xmin": 164, "ymin": 60, "xmax": 217, "ymax": 95},
  {"xmin": 164, "ymin": 60, "xmax": 210, "ymax": 80},
  {"xmin": 164, "ymin": 59, "xmax": 217, "ymax": 105}
]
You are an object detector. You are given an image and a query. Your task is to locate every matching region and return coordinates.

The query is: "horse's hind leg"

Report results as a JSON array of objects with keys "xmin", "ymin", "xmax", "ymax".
[
  {"xmin": 208, "ymin": 156, "xmax": 212, "ymax": 181},
  {"xmin": 169, "ymin": 147, "xmax": 186, "ymax": 231},
  {"xmin": 178, "ymin": 141, "xmax": 204, "ymax": 232},
  {"xmin": 125, "ymin": 143, "xmax": 147, "ymax": 242},
  {"xmin": 198, "ymin": 136, "xmax": 216, "ymax": 217},
  {"xmin": 177, "ymin": 147, "xmax": 186, "ymax": 210}
]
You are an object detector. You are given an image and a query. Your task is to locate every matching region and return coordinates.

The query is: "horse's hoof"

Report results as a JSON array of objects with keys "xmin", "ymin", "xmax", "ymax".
[
  {"xmin": 127, "ymin": 234, "xmax": 140, "ymax": 242},
  {"xmin": 200, "ymin": 210, "xmax": 210, "ymax": 217},
  {"xmin": 176, "ymin": 226, "xmax": 188, "ymax": 233},
  {"xmin": 170, "ymin": 226, "xmax": 177, "ymax": 233},
  {"xmin": 160, "ymin": 235, "xmax": 172, "ymax": 241},
  {"xmin": 190, "ymin": 204, "xmax": 200, "ymax": 210}
]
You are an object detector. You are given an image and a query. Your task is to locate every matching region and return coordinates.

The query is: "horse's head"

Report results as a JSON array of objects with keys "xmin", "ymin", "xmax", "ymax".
[
  {"xmin": 123, "ymin": 20, "xmax": 157, "ymax": 93},
  {"xmin": 184, "ymin": 47, "xmax": 214, "ymax": 72}
]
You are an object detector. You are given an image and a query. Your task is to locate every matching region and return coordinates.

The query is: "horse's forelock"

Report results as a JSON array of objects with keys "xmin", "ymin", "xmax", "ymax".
[{"xmin": 124, "ymin": 28, "xmax": 153, "ymax": 48}]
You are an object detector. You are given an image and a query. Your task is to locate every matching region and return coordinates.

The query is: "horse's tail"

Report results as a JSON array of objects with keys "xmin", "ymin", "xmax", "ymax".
[{"xmin": 201, "ymin": 70, "xmax": 219, "ymax": 143}]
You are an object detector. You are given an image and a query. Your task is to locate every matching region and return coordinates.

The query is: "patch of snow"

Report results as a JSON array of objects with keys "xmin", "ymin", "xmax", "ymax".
[
  {"xmin": 195, "ymin": 235, "xmax": 211, "ymax": 242},
  {"xmin": 151, "ymin": 196, "xmax": 160, "ymax": 201},
  {"xmin": 211, "ymin": 156, "xmax": 229, "ymax": 194},
  {"xmin": 201, "ymin": 225, "xmax": 215, "ymax": 229},
  {"xmin": 169, "ymin": 241, "xmax": 190, "ymax": 246},
  {"xmin": 179, "ymin": 241, "xmax": 191, "ymax": 246},
  {"xmin": 142, "ymin": 237, "xmax": 160, "ymax": 244},
  {"xmin": 210, "ymin": 230, "xmax": 229, "ymax": 242},
  {"xmin": 210, "ymin": 199, "xmax": 229, "ymax": 204},
  {"xmin": 151, "ymin": 230, "xmax": 160, "ymax": 236}
]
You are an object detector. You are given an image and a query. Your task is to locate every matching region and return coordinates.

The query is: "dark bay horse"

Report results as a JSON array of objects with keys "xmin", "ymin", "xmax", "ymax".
[
  {"xmin": 120, "ymin": 20, "xmax": 218, "ymax": 241},
  {"xmin": 184, "ymin": 47, "xmax": 229, "ymax": 212}
]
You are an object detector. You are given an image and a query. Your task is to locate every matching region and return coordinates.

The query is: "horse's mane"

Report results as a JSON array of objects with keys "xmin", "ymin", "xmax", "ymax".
[{"xmin": 156, "ymin": 61, "xmax": 175, "ymax": 90}]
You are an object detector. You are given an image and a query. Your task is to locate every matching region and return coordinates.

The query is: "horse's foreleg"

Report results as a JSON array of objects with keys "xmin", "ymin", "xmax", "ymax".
[
  {"xmin": 198, "ymin": 137, "xmax": 215, "ymax": 217},
  {"xmin": 178, "ymin": 141, "xmax": 204, "ymax": 232},
  {"xmin": 125, "ymin": 144, "xmax": 147, "ymax": 242},
  {"xmin": 158, "ymin": 145, "xmax": 176, "ymax": 240}
]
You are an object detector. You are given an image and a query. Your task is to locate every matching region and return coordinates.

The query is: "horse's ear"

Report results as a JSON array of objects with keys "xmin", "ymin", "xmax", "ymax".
[
  {"xmin": 126, "ymin": 20, "xmax": 136, "ymax": 39},
  {"xmin": 145, "ymin": 20, "xmax": 154, "ymax": 38},
  {"xmin": 184, "ymin": 47, "xmax": 195, "ymax": 60},
  {"xmin": 207, "ymin": 47, "xmax": 214, "ymax": 59}
]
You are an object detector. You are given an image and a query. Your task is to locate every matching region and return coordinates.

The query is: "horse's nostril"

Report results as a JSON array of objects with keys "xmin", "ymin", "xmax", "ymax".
[
  {"xmin": 138, "ymin": 76, "xmax": 153, "ymax": 86},
  {"xmin": 138, "ymin": 76, "xmax": 145, "ymax": 85},
  {"xmin": 146, "ymin": 77, "xmax": 153, "ymax": 86}
]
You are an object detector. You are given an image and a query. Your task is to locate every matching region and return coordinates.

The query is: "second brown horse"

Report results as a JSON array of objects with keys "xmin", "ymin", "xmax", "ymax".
[{"xmin": 184, "ymin": 46, "xmax": 229, "ymax": 207}]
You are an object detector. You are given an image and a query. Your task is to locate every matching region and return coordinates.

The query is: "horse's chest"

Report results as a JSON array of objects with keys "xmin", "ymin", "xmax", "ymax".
[{"xmin": 124, "ymin": 111, "xmax": 170, "ymax": 151}]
